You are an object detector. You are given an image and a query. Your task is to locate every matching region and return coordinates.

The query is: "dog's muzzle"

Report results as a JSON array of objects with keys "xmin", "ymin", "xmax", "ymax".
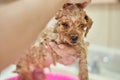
[{"xmin": 70, "ymin": 35, "xmax": 78, "ymax": 43}]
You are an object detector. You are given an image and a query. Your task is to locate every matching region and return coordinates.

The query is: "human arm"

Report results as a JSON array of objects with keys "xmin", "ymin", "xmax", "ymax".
[{"xmin": 0, "ymin": 0, "xmax": 67, "ymax": 71}]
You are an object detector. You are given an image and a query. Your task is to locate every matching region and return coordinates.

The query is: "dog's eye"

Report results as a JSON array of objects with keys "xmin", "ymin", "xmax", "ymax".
[
  {"xmin": 79, "ymin": 24, "xmax": 86, "ymax": 30},
  {"xmin": 62, "ymin": 22, "xmax": 69, "ymax": 28},
  {"xmin": 85, "ymin": 15, "xmax": 89, "ymax": 22}
]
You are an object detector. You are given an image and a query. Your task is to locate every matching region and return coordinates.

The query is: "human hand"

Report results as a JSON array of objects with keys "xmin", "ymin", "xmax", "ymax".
[
  {"xmin": 68, "ymin": 0, "xmax": 83, "ymax": 3},
  {"xmin": 44, "ymin": 42, "xmax": 79, "ymax": 65},
  {"xmin": 68, "ymin": 0, "xmax": 91, "ymax": 3}
]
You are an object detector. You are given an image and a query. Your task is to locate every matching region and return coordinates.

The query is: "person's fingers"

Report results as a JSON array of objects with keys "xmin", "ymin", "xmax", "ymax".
[
  {"xmin": 49, "ymin": 42, "xmax": 79, "ymax": 58},
  {"xmin": 49, "ymin": 42, "xmax": 60, "ymax": 52},
  {"xmin": 44, "ymin": 46, "xmax": 53, "ymax": 53},
  {"xmin": 49, "ymin": 42, "xmax": 68, "ymax": 57},
  {"xmin": 58, "ymin": 55, "xmax": 77, "ymax": 65},
  {"xmin": 42, "ymin": 41, "xmax": 53, "ymax": 53},
  {"xmin": 58, "ymin": 44, "xmax": 65, "ymax": 49}
]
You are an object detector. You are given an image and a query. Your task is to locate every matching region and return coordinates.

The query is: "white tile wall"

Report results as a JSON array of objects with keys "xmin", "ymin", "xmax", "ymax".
[
  {"xmin": 85, "ymin": 4, "xmax": 120, "ymax": 49},
  {"xmin": 108, "ymin": 4, "xmax": 120, "ymax": 49}
]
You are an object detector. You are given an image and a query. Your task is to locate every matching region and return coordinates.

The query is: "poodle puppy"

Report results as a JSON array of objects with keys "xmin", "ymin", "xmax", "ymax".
[{"xmin": 15, "ymin": 0, "xmax": 93, "ymax": 80}]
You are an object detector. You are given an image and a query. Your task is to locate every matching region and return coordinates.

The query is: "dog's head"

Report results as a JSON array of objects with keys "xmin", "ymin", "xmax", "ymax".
[{"xmin": 54, "ymin": 1, "xmax": 93, "ymax": 45}]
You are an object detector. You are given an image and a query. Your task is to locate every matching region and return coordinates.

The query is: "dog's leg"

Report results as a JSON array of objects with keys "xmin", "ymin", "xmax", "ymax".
[
  {"xmin": 78, "ymin": 48, "xmax": 88, "ymax": 80},
  {"xmin": 18, "ymin": 71, "xmax": 33, "ymax": 80},
  {"xmin": 15, "ymin": 60, "xmax": 33, "ymax": 80}
]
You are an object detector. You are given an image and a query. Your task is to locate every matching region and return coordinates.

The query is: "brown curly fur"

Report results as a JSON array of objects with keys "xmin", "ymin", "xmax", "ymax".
[{"xmin": 15, "ymin": 1, "xmax": 93, "ymax": 80}]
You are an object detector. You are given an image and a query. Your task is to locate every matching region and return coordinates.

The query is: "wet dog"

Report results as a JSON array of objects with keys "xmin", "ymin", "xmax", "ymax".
[{"xmin": 15, "ymin": 1, "xmax": 93, "ymax": 80}]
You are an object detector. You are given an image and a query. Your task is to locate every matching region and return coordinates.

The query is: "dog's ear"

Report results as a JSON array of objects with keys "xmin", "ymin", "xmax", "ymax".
[
  {"xmin": 85, "ymin": 15, "xmax": 93, "ymax": 37},
  {"xmin": 75, "ymin": 0, "xmax": 91, "ymax": 9},
  {"xmin": 63, "ymin": 3, "xmax": 74, "ymax": 10},
  {"xmin": 53, "ymin": 23, "xmax": 59, "ymax": 33}
]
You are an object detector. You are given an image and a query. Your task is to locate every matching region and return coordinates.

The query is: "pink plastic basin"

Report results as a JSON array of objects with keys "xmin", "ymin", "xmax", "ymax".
[{"xmin": 7, "ymin": 73, "xmax": 78, "ymax": 80}]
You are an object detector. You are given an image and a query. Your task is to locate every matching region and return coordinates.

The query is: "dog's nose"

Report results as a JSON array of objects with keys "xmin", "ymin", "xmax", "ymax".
[{"xmin": 71, "ymin": 35, "xmax": 78, "ymax": 42}]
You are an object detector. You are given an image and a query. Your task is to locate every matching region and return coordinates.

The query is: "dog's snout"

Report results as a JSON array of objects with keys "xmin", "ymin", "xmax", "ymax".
[{"xmin": 71, "ymin": 35, "xmax": 78, "ymax": 41}]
